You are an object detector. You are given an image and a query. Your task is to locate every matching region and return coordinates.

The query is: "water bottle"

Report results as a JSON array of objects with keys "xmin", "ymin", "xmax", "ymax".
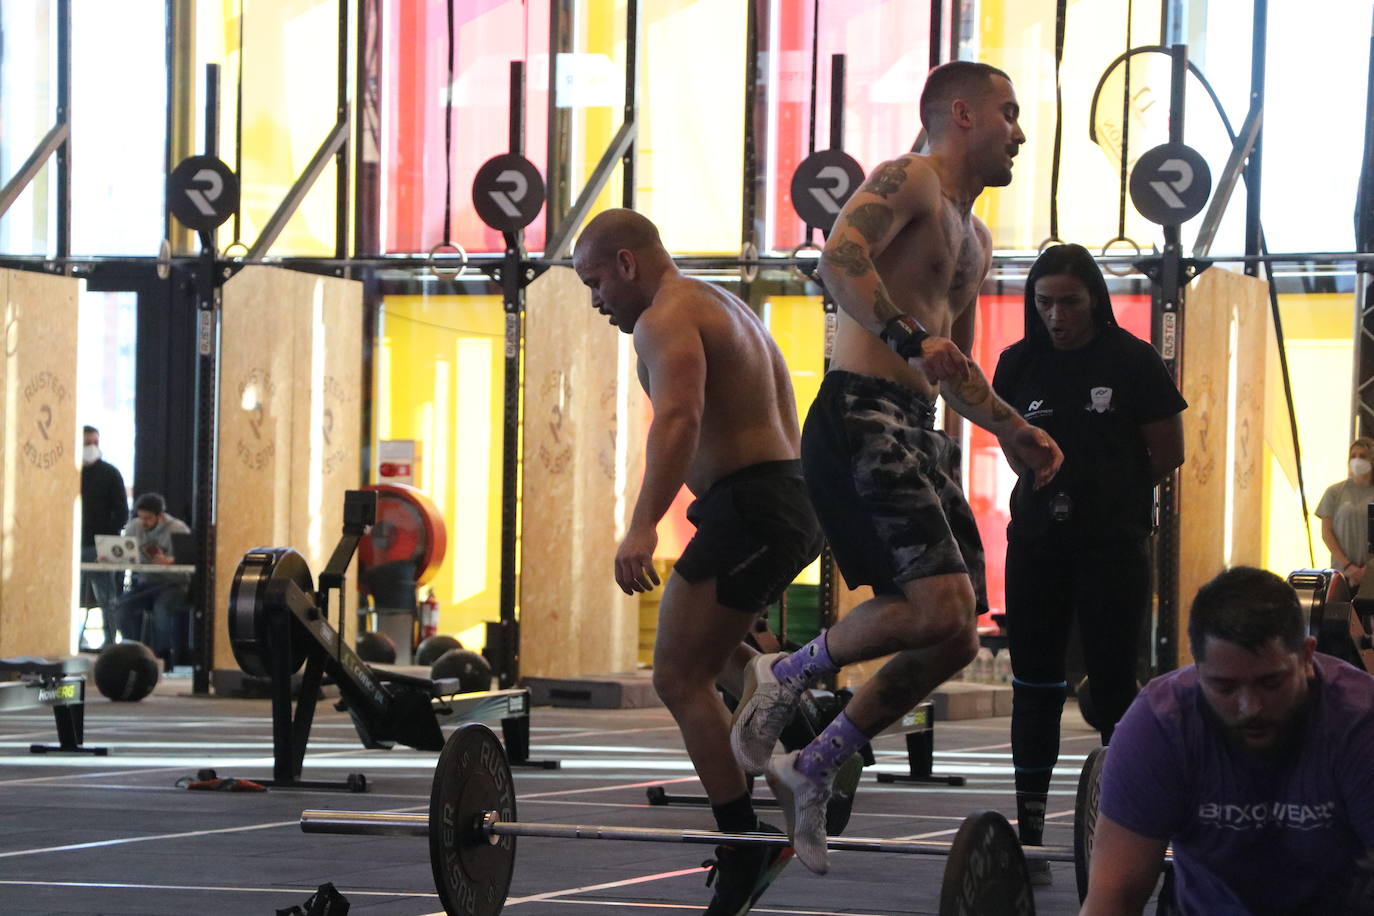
[
  {"xmin": 419, "ymin": 589, "xmax": 440, "ymax": 641},
  {"xmin": 973, "ymin": 647, "xmax": 995, "ymax": 683},
  {"xmin": 992, "ymin": 649, "xmax": 1012, "ymax": 684}
]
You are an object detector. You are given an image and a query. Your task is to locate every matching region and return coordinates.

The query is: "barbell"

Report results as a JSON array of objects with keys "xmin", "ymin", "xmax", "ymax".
[{"xmin": 299, "ymin": 722, "xmax": 1109, "ymax": 915}]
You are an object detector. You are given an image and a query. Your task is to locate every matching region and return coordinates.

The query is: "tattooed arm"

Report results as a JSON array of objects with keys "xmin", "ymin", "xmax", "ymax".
[
  {"xmin": 817, "ymin": 155, "xmax": 970, "ymax": 382},
  {"xmin": 815, "ymin": 156, "xmax": 926, "ymax": 332},
  {"xmin": 940, "ymin": 226, "xmax": 1063, "ymax": 487}
]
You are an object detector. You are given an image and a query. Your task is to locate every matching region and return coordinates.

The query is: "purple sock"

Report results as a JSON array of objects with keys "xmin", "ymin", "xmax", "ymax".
[
  {"xmin": 795, "ymin": 711, "xmax": 868, "ymax": 786},
  {"xmin": 770, "ymin": 631, "xmax": 837, "ymax": 693}
]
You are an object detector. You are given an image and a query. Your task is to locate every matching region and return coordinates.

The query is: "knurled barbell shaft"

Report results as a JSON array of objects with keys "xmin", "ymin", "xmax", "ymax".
[{"xmin": 299, "ymin": 809, "xmax": 1077, "ymax": 863}]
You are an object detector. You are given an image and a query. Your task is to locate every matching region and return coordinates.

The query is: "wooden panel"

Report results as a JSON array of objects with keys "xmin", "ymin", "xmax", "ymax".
[
  {"xmin": 520, "ymin": 267, "xmax": 637, "ymax": 678},
  {"xmin": 0, "ymin": 269, "xmax": 81, "ymax": 657},
  {"xmin": 1229, "ymin": 271, "xmax": 1271, "ymax": 569},
  {"xmin": 215, "ymin": 267, "xmax": 299, "ymax": 670},
  {"xmin": 288, "ymin": 273, "xmax": 363, "ymax": 631},
  {"xmin": 1177, "ymin": 268, "xmax": 1239, "ymax": 665},
  {"xmin": 215, "ymin": 267, "xmax": 364, "ymax": 672}
]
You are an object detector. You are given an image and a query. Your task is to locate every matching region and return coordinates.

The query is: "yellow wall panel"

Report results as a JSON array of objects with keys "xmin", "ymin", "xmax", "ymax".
[{"xmin": 376, "ymin": 293, "xmax": 506, "ymax": 646}]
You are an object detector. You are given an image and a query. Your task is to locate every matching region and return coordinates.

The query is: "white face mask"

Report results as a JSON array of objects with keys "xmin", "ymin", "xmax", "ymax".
[
  {"xmin": 82, "ymin": 445, "xmax": 100, "ymax": 466},
  {"xmin": 1351, "ymin": 457, "xmax": 1372, "ymax": 478}
]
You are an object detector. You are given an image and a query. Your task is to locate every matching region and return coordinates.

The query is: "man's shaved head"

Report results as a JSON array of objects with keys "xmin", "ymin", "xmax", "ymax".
[
  {"xmin": 574, "ymin": 208, "xmax": 665, "ymax": 265},
  {"xmin": 919, "ymin": 60, "xmax": 1012, "ymax": 138}
]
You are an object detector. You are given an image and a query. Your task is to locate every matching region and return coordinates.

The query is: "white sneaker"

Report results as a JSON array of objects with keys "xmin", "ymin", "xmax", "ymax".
[
  {"xmin": 764, "ymin": 750, "xmax": 831, "ymax": 875},
  {"xmin": 731, "ymin": 652, "xmax": 801, "ymax": 776}
]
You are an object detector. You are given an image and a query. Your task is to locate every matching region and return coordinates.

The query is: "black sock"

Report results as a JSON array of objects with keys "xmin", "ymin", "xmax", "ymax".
[
  {"xmin": 1016, "ymin": 792, "xmax": 1048, "ymax": 846},
  {"xmin": 712, "ymin": 792, "xmax": 759, "ymax": 834}
]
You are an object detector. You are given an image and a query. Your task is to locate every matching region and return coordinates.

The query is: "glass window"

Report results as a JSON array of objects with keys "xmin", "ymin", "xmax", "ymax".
[
  {"xmin": 635, "ymin": 0, "xmax": 747, "ymax": 253},
  {"xmin": 76, "ymin": 290, "xmax": 138, "ymax": 489},
  {"xmin": 71, "ymin": 0, "xmax": 167, "ymax": 256},
  {"xmin": 222, "ymin": 0, "xmax": 349, "ymax": 257},
  {"xmin": 382, "ymin": 0, "xmax": 551, "ymax": 255},
  {"xmin": 766, "ymin": 0, "xmax": 935, "ymax": 253},
  {"xmin": 0, "ymin": 1, "xmax": 57, "ymax": 255}
]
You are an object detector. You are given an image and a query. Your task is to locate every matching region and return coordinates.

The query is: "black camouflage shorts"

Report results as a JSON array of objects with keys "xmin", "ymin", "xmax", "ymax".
[{"xmin": 801, "ymin": 370, "xmax": 987, "ymax": 611}]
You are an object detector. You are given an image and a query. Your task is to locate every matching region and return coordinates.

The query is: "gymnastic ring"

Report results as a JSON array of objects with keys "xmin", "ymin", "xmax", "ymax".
[
  {"xmin": 1101, "ymin": 236, "xmax": 1144, "ymax": 277},
  {"xmin": 156, "ymin": 238, "xmax": 173, "ymax": 280},
  {"xmin": 789, "ymin": 240, "xmax": 823, "ymax": 283},
  {"xmin": 221, "ymin": 241, "xmax": 249, "ymax": 261},
  {"xmin": 428, "ymin": 241, "xmax": 468, "ymax": 279},
  {"xmin": 1036, "ymin": 236, "xmax": 1065, "ymax": 253},
  {"xmin": 739, "ymin": 241, "xmax": 760, "ymax": 284}
]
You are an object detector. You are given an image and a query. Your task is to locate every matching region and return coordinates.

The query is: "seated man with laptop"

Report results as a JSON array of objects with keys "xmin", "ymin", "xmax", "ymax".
[{"xmin": 113, "ymin": 493, "xmax": 194, "ymax": 669}]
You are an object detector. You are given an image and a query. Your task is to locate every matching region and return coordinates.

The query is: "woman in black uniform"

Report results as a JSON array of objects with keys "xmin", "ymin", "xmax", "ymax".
[{"xmin": 991, "ymin": 244, "xmax": 1186, "ymax": 881}]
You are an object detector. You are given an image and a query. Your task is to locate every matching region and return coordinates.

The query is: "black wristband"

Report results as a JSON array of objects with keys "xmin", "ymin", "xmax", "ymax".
[{"xmin": 880, "ymin": 314, "xmax": 931, "ymax": 359}]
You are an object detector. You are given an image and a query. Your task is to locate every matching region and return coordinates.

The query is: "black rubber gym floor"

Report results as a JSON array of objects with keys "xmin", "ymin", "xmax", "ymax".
[{"xmin": 0, "ymin": 678, "xmax": 1121, "ymax": 915}]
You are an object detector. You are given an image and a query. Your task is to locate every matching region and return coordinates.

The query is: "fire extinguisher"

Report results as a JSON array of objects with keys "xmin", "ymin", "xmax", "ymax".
[{"xmin": 420, "ymin": 589, "xmax": 440, "ymax": 640}]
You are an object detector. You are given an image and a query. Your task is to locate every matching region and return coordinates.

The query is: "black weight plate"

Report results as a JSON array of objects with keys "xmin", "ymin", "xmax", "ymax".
[
  {"xmin": 1075, "ymin": 745, "xmax": 1108, "ymax": 902},
  {"xmin": 939, "ymin": 810, "xmax": 1035, "ymax": 916},
  {"xmin": 430, "ymin": 723, "xmax": 517, "ymax": 916},
  {"xmin": 228, "ymin": 548, "xmax": 313, "ymax": 678}
]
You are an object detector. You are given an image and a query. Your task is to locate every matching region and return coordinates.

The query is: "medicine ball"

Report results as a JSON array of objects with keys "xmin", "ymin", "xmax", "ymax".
[
  {"xmin": 1075, "ymin": 676, "xmax": 1105, "ymax": 732},
  {"xmin": 356, "ymin": 631, "xmax": 397, "ymax": 664},
  {"xmin": 430, "ymin": 648, "xmax": 492, "ymax": 693},
  {"xmin": 1075, "ymin": 676, "xmax": 1142, "ymax": 734},
  {"xmin": 94, "ymin": 641, "xmax": 160, "ymax": 702},
  {"xmin": 415, "ymin": 634, "xmax": 463, "ymax": 667}
]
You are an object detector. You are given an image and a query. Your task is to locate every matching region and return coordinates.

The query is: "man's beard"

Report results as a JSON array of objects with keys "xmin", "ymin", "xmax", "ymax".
[{"xmin": 1214, "ymin": 688, "xmax": 1313, "ymax": 758}]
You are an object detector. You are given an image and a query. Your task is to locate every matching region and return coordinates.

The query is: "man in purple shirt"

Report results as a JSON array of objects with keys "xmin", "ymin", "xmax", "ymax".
[{"xmin": 1082, "ymin": 566, "xmax": 1374, "ymax": 915}]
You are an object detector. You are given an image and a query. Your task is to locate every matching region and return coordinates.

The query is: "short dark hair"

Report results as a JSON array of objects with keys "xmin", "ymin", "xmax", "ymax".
[
  {"xmin": 83, "ymin": 425, "xmax": 98, "ymax": 435},
  {"xmin": 1022, "ymin": 243, "xmax": 1118, "ymax": 350},
  {"xmin": 1188, "ymin": 566, "xmax": 1307, "ymax": 661},
  {"xmin": 574, "ymin": 208, "xmax": 665, "ymax": 264},
  {"xmin": 134, "ymin": 493, "xmax": 166, "ymax": 515},
  {"xmin": 919, "ymin": 61, "xmax": 1011, "ymax": 138}
]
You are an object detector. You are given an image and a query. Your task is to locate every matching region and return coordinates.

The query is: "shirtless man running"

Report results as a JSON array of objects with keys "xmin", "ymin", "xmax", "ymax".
[
  {"xmin": 730, "ymin": 60, "xmax": 1063, "ymax": 874},
  {"xmin": 574, "ymin": 209, "xmax": 823, "ymax": 915}
]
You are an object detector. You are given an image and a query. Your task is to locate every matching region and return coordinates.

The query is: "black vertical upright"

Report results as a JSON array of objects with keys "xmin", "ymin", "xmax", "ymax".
[
  {"xmin": 816, "ymin": 54, "xmax": 846, "ymax": 638},
  {"xmin": 1243, "ymin": 0, "xmax": 1267, "ymax": 278},
  {"xmin": 353, "ymin": 0, "xmax": 381, "ymax": 260},
  {"xmin": 495, "ymin": 61, "xmax": 527, "ymax": 690},
  {"xmin": 191, "ymin": 64, "xmax": 223, "ymax": 695},
  {"xmin": 546, "ymin": 0, "xmax": 573, "ymax": 236},
  {"xmin": 335, "ymin": 0, "xmax": 350, "ymax": 262},
  {"xmin": 1149, "ymin": 45, "xmax": 1189, "ymax": 672},
  {"xmin": 929, "ymin": 0, "xmax": 944, "ymax": 70},
  {"xmin": 55, "ymin": 0, "xmax": 71, "ymax": 262},
  {"xmin": 1353, "ymin": 8, "xmax": 1374, "ymax": 439},
  {"xmin": 740, "ymin": 0, "xmax": 761, "ymax": 254},
  {"xmin": 621, "ymin": 0, "xmax": 638, "ymax": 207}
]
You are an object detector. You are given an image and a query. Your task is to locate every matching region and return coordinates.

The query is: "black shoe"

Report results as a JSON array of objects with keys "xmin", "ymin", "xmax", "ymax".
[
  {"xmin": 825, "ymin": 753, "xmax": 864, "ymax": 836},
  {"xmin": 702, "ymin": 822, "xmax": 793, "ymax": 916}
]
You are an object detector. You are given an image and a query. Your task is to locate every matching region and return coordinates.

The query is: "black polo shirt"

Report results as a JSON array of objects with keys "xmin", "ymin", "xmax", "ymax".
[{"xmin": 992, "ymin": 325, "xmax": 1187, "ymax": 545}]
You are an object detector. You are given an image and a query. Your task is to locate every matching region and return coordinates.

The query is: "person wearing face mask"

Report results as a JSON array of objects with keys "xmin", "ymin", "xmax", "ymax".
[
  {"xmin": 990, "ymin": 243, "xmax": 1187, "ymax": 883},
  {"xmin": 80, "ymin": 425, "xmax": 128, "ymax": 649},
  {"xmin": 1315, "ymin": 437, "xmax": 1374, "ymax": 588}
]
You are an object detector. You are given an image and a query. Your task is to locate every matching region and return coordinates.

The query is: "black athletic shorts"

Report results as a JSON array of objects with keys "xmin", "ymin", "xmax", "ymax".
[
  {"xmin": 674, "ymin": 459, "xmax": 824, "ymax": 612},
  {"xmin": 801, "ymin": 370, "xmax": 987, "ymax": 611}
]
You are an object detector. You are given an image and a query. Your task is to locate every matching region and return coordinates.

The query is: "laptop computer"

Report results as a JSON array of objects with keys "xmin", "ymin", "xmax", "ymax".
[
  {"xmin": 170, "ymin": 532, "xmax": 196, "ymax": 564},
  {"xmin": 94, "ymin": 534, "xmax": 140, "ymax": 564}
]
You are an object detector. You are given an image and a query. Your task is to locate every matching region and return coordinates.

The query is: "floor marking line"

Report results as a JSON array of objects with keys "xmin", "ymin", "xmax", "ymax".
[
  {"xmin": 505, "ymin": 867, "xmax": 704, "ymax": 905},
  {"xmin": 0, "ymin": 819, "xmax": 297, "ymax": 859},
  {"xmin": 520, "ymin": 776, "xmax": 698, "ymax": 800},
  {"xmin": 0, "ymin": 878, "xmax": 434, "ymax": 898}
]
